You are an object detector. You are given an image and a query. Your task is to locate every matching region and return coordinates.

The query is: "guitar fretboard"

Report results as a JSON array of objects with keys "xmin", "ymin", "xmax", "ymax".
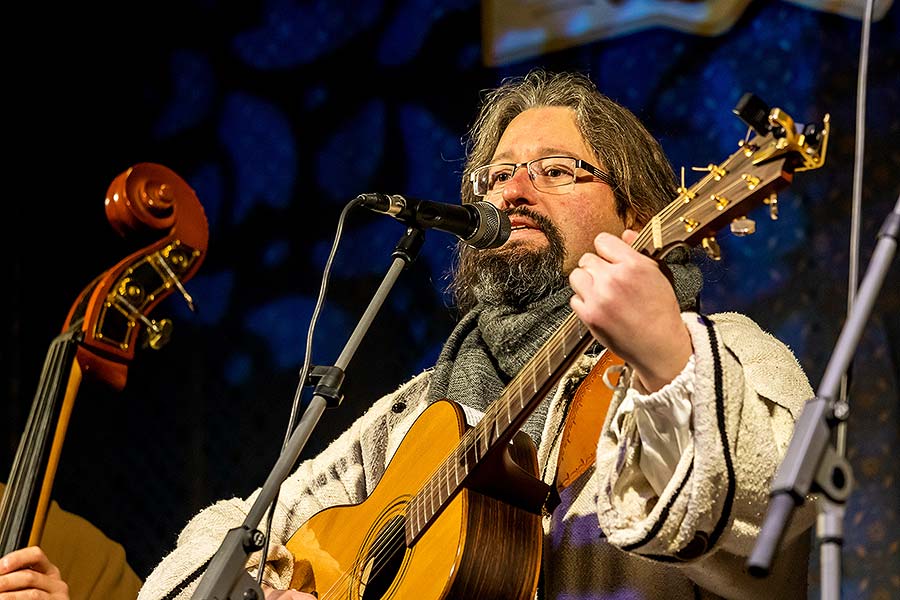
[{"xmin": 406, "ymin": 312, "xmax": 594, "ymax": 541}]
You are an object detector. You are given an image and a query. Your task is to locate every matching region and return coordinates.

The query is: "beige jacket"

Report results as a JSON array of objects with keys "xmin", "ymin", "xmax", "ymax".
[{"xmin": 138, "ymin": 311, "xmax": 815, "ymax": 600}]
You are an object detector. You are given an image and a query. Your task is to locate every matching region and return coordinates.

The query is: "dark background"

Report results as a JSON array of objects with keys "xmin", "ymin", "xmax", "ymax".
[{"xmin": 4, "ymin": 2, "xmax": 898, "ymax": 598}]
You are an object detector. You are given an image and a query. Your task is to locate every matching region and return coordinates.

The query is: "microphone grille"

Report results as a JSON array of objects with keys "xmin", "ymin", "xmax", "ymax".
[{"xmin": 466, "ymin": 201, "xmax": 511, "ymax": 249}]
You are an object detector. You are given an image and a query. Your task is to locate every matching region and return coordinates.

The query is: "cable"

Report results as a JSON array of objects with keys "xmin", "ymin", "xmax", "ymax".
[
  {"xmin": 255, "ymin": 196, "xmax": 363, "ymax": 589},
  {"xmin": 835, "ymin": 0, "xmax": 875, "ymax": 457}
]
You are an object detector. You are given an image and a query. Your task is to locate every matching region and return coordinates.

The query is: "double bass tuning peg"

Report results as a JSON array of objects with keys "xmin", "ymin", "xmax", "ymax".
[
  {"xmin": 110, "ymin": 291, "xmax": 174, "ymax": 351},
  {"xmin": 145, "ymin": 318, "xmax": 174, "ymax": 350},
  {"xmin": 156, "ymin": 251, "xmax": 197, "ymax": 312}
]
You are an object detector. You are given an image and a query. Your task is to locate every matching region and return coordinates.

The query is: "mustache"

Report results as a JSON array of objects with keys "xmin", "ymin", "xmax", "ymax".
[{"xmin": 505, "ymin": 206, "xmax": 555, "ymax": 233}]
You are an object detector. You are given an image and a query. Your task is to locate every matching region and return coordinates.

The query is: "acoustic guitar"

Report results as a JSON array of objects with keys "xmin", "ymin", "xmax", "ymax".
[
  {"xmin": 0, "ymin": 163, "xmax": 209, "ymax": 555},
  {"xmin": 284, "ymin": 97, "xmax": 830, "ymax": 599}
]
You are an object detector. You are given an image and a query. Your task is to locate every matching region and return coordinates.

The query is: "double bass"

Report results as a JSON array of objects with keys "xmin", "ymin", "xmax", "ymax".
[{"xmin": 0, "ymin": 163, "xmax": 209, "ymax": 555}]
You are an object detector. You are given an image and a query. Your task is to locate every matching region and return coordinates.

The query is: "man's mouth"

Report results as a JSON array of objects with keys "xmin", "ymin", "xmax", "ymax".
[{"xmin": 509, "ymin": 217, "xmax": 541, "ymax": 232}]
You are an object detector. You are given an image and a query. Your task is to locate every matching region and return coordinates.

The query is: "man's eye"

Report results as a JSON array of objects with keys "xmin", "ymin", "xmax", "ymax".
[
  {"xmin": 490, "ymin": 171, "xmax": 512, "ymax": 186},
  {"xmin": 540, "ymin": 162, "xmax": 575, "ymax": 178}
]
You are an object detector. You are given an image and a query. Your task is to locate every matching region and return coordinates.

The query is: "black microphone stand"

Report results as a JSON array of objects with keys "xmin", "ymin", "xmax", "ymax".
[
  {"xmin": 191, "ymin": 226, "xmax": 425, "ymax": 600},
  {"xmin": 748, "ymin": 197, "xmax": 899, "ymax": 599}
]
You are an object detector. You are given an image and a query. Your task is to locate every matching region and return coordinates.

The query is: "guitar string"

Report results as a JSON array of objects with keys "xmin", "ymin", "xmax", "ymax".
[
  {"xmin": 314, "ymin": 322, "xmax": 576, "ymax": 599},
  {"xmin": 317, "ymin": 517, "xmax": 406, "ymax": 600},
  {"xmin": 315, "ymin": 316, "xmax": 588, "ymax": 599},
  {"xmin": 316, "ymin": 302, "xmax": 603, "ymax": 598},
  {"xmin": 406, "ymin": 312, "xmax": 586, "ymax": 524},
  {"xmin": 640, "ymin": 146, "xmax": 766, "ymax": 256},
  {"xmin": 310, "ymin": 142, "xmax": 766, "ymax": 597}
]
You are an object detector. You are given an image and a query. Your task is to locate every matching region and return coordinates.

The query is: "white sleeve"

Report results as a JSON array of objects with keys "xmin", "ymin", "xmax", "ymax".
[
  {"xmin": 596, "ymin": 311, "xmax": 816, "ymax": 564},
  {"xmin": 610, "ymin": 355, "xmax": 695, "ymax": 495}
]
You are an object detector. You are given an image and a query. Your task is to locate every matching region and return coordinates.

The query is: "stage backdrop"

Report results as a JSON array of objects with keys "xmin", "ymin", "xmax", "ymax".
[{"xmin": 5, "ymin": 1, "xmax": 898, "ymax": 598}]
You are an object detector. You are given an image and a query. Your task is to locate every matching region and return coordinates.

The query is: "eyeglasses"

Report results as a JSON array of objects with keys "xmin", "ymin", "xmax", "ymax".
[{"xmin": 469, "ymin": 155, "xmax": 614, "ymax": 197}]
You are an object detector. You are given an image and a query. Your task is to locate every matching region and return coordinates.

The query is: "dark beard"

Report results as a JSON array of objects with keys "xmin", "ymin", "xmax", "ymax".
[{"xmin": 448, "ymin": 207, "xmax": 568, "ymax": 314}]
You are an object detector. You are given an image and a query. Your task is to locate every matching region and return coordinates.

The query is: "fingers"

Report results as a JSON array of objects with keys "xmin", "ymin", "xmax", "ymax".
[
  {"xmin": 571, "ymin": 232, "xmax": 638, "ymax": 298},
  {"xmin": 569, "ymin": 252, "xmax": 614, "ymax": 340},
  {"xmin": 621, "ymin": 228, "xmax": 639, "ymax": 245},
  {"xmin": 573, "ymin": 231, "xmax": 641, "ymax": 275},
  {"xmin": 1, "ymin": 546, "xmax": 52, "ymax": 575},
  {"xmin": 568, "ymin": 268, "xmax": 593, "ymax": 314},
  {"xmin": 592, "ymin": 231, "xmax": 632, "ymax": 261},
  {"xmin": 0, "ymin": 546, "xmax": 67, "ymax": 598}
]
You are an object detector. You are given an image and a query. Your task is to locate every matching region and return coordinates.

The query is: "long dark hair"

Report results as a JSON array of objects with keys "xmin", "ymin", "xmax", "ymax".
[
  {"xmin": 448, "ymin": 69, "xmax": 687, "ymax": 313},
  {"xmin": 460, "ymin": 69, "xmax": 677, "ymax": 226}
]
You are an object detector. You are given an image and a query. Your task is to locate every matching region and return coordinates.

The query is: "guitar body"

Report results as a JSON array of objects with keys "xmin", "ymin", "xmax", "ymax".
[{"xmin": 286, "ymin": 400, "xmax": 542, "ymax": 600}]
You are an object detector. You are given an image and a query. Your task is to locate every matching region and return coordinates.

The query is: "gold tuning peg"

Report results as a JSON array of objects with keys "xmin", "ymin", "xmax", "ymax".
[
  {"xmin": 730, "ymin": 217, "xmax": 756, "ymax": 236},
  {"xmin": 145, "ymin": 318, "xmax": 174, "ymax": 350},
  {"xmin": 702, "ymin": 236, "xmax": 721, "ymax": 260},
  {"xmin": 156, "ymin": 251, "xmax": 197, "ymax": 312},
  {"xmin": 680, "ymin": 217, "xmax": 700, "ymax": 233},
  {"xmin": 676, "ymin": 167, "xmax": 696, "ymax": 201},
  {"xmin": 110, "ymin": 293, "xmax": 174, "ymax": 351},
  {"xmin": 764, "ymin": 193, "xmax": 779, "ymax": 220},
  {"xmin": 691, "ymin": 163, "xmax": 728, "ymax": 180}
]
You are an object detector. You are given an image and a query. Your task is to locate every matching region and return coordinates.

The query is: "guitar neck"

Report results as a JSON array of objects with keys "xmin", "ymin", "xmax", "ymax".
[
  {"xmin": 407, "ymin": 312, "xmax": 594, "ymax": 541},
  {"xmin": 471, "ymin": 313, "xmax": 595, "ymax": 454},
  {"xmin": 0, "ymin": 329, "xmax": 82, "ymax": 555}
]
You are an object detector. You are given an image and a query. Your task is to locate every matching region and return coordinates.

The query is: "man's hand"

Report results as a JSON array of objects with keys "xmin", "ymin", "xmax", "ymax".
[
  {"xmin": 569, "ymin": 229, "xmax": 693, "ymax": 392},
  {"xmin": 0, "ymin": 546, "xmax": 69, "ymax": 599}
]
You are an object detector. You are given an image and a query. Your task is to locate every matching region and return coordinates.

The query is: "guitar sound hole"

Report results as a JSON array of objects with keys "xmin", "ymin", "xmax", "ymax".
[{"xmin": 358, "ymin": 514, "xmax": 406, "ymax": 600}]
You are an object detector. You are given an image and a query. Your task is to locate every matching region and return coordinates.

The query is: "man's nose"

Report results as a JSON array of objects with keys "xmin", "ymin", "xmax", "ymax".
[{"xmin": 499, "ymin": 167, "xmax": 535, "ymax": 208}]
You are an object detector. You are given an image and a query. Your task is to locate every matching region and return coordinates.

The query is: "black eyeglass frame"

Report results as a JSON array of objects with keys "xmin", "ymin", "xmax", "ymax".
[{"xmin": 469, "ymin": 155, "xmax": 615, "ymax": 197}]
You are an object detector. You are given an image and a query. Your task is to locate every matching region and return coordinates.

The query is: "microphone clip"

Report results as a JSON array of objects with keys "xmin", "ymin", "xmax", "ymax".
[{"xmin": 305, "ymin": 365, "xmax": 345, "ymax": 408}]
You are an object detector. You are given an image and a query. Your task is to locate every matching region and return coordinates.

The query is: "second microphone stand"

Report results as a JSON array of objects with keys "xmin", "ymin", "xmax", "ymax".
[
  {"xmin": 190, "ymin": 226, "xmax": 425, "ymax": 600},
  {"xmin": 748, "ymin": 198, "xmax": 899, "ymax": 599}
]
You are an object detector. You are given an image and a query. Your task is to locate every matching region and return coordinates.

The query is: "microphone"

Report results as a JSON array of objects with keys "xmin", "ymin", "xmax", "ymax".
[{"xmin": 356, "ymin": 193, "xmax": 510, "ymax": 249}]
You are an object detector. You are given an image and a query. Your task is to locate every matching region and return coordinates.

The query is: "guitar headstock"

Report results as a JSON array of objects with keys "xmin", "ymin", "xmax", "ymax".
[{"xmin": 634, "ymin": 96, "xmax": 829, "ymax": 260}]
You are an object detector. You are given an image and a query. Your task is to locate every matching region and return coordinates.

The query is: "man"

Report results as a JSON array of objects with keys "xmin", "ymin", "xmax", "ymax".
[{"xmin": 138, "ymin": 69, "xmax": 815, "ymax": 599}]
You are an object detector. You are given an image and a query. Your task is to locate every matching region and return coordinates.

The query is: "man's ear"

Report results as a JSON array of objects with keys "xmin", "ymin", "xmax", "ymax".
[{"xmin": 623, "ymin": 209, "xmax": 641, "ymax": 232}]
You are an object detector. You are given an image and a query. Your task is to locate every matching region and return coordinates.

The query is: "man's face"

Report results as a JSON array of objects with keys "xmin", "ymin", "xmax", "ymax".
[
  {"xmin": 451, "ymin": 105, "xmax": 626, "ymax": 310},
  {"xmin": 484, "ymin": 106, "xmax": 624, "ymax": 275}
]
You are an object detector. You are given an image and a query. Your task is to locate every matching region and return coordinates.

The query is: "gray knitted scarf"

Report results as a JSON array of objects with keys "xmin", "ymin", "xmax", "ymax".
[{"xmin": 426, "ymin": 259, "xmax": 703, "ymax": 444}]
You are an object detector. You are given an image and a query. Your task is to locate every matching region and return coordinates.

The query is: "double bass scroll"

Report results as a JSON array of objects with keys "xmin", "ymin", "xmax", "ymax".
[{"xmin": 0, "ymin": 162, "xmax": 210, "ymax": 554}]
